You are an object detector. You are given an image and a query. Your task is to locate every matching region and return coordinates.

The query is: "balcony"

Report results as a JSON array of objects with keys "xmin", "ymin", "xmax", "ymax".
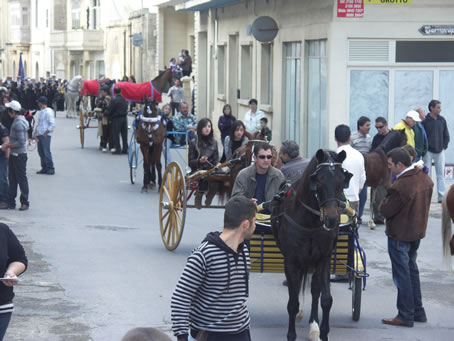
[{"xmin": 50, "ymin": 29, "xmax": 104, "ymax": 51}]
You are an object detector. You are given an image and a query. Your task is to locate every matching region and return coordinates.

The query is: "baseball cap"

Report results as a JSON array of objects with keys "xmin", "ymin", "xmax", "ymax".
[
  {"xmin": 5, "ymin": 100, "xmax": 21, "ymax": 112},
  {"xmin": 37, "ymin": 96, "xmax": 48, "ymax": 105},
  {"xmin": 406, "ymin": 110, "xmax": 422, "ymax": 122}
]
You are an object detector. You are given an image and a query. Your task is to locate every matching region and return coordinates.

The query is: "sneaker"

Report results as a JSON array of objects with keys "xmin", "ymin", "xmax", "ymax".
[
  {"xmin": 102, "ymin": 148, "xmax": 107, "ymax": 152},
  {"xmin": 110, "ymin": 148, "xmax": 116, "ymax": 153},
  {"xmin": 36, "ymin": 169, "xmax": 47, "ymax": 174},
  {"xmin": 46, "ymin": 170, "xmax": 55, "ymax": 175},
  {"xmin": 19, "ymin": 204, "xmax": 29, "ymax": 211}
]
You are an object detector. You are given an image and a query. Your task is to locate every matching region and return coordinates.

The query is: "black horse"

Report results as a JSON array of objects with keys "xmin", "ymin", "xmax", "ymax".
[{"xmin": 271, "ymin": 149, "xmax": 352, "ymax": 341}]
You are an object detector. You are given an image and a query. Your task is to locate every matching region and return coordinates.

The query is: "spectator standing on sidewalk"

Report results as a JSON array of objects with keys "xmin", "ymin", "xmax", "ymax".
[
  {"xmin": 350, "ymin": 116, "xmax": 371, "ymax": 224},
  {"xmin": 0, "ymin": 120, "xmax": 9, "ymax": 207},
  {"xmin": 169, "ymin": 80, "xmax": 185, "ymax": 116},
  {"xmin": 0, "ymin": 101, "xmax": 29, "ymax": 211},
  {"xmin": 35, "ymin": 96, "xmax": 55, "ymax": 175},
  {"xmin": 0, "ymin": 223, "xmax": 27, "ymax": 340},
  {"xmin": 422, "ymin": 100, "xmax": 450, "ymax": 203},
  {"xmin": 381, "ymin": 147, "xmax": 433, "ymax": 328}
]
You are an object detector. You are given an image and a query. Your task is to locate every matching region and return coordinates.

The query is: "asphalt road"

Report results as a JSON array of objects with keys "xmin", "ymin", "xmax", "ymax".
[{"xmin": 3, "ymin": 113, "xmax": 454, "ymax": 341}]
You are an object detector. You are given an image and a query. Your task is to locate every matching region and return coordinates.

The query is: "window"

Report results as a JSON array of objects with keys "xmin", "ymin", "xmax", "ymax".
[
  {"xmin": 217, "ymin": 45, "xmax": 225, "ymax": 95},
  {"xmin": 306, "ymin": 40, "xmax": 327, "ymax": 156},
  {"xmin": 396, "ymin": 41, "xmax": 454, "ymax": 63},
  {"xmin": 284, "ymin": 42, "xmax": 301, "ymax": 144},
  {"xmin": 35, "ymin": 0, "xmax": 38, "ymax": 28},
  {"xmin": 72, "ymin": 0, "xmax": 81, "ymax": 29},
  {"xmin": 96, "ymin": 60, "xmax": 105, "ymax": 78},
  {"xmin": 240, "ymin": 44, "xmax": 252, "ymax": 99},
  {"xmin": 46, "ymin": 9, "xmax": 49, "ymax": 28},
  {"xmin": 349, "ymin": 70, "xmax": 389, "ymax": 128},
  {"xmin": 261, "ymin": 43, "xmax": 272, "ymax": 105},
  {"xmin": 22, "ymin": 7, "xmax": 29, "ymax": 27},
  {"xmin": 92, "ymin": 0, "xmax": 100, "ymax": 29}
]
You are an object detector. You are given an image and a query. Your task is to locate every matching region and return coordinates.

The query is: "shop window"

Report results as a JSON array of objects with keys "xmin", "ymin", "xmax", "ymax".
[
  {"xmin": 349, "ymin": 70, "xmax": 389, "ymax": 129},
  {"xmin": 72, "ymin": 0, "xmax": 81, "ymax": 29},
  {"xmin": 217, "ymin": 45, "xmax": 225, "ymax": 96},
  {"xmin": 393, "ymin": 71, "xmax": 433, "ymax": 125},
  {"xmin": 240, "ymin": 44, "xmax": 252, "ymax": 100},
  {"xmin": 261, "ymin": 43, "xmax": 272, "ymax": 105},
  {"xmin": 306, "ymin": 40, "xmax": 326, "ymax": 157},
  {"xmin": 396, "ymin": 41, "xmax": 454, "ymax": 63}
]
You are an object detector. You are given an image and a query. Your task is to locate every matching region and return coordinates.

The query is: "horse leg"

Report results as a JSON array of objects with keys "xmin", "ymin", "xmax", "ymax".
[
  {"xmin": 141, "ymin": 144, "xmax": 150, "ymax": 192},
  {"xmin": 441, "ymin": 192, "xmax": 453, "ymax": 270},
  {"xmin": 368, "ymin": 187, "xmax": 376, "ymax": 230},
  {"xmin": 319, "ymin": 260, "xmax": 333, "ymax": 341},
  {"xmin": 309, "ymin": 271, "xmax": 321, "ymax": 341},
  {"xmin": 157, "ymin": 161, "xmax": 162, "ymax": 189},
  {"xmin": 285, "ymin": 262, "xmax": 303, "ymax": 341},
  {"xmin": 150, "ymin": 162, "xmax": 156, "ymax": 189}
]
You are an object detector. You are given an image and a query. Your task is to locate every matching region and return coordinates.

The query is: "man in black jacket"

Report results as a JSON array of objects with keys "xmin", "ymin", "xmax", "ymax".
[
  {"xmin": 422, "ymin": 99, "xmax": 450, "ymax": 203},
  {"xmin": 105, "ymin": 86, "xmax": 128, "ymax": 154}
]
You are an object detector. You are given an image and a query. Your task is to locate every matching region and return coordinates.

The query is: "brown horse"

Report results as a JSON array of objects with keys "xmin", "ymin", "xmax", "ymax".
[
  {"xmin": 135, "ymin": 70, "xmax": 173, "ymax": 192},
  {"xmin": 136, "ymin": 100, "xmax": 167, "ymax": 192},
  {"xmin": 441, "ymin": 184, "xmax": 454, "ymax": 270},
  {"xmin": 199, "ymin": 130, "xmax": 269, "ymax": 207},
  {"xmin": 364, "ymin": 129, "xmax": 407, "ymax": 229}
]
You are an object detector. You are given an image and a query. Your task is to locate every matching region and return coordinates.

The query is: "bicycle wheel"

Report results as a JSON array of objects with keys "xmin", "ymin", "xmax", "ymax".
[{"xmin": 130, "ymin": 144, "xmax": 137, "ymax": 185}]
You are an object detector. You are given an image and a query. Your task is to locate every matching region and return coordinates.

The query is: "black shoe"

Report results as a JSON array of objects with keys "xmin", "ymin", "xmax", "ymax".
[
  {"xmin": 357, "ymin": 217, "xmax": 363, "ymax": 224},
  {"xmin": 19, "ymin": 204, "xmax": 29, "ymax": 211},
  {"xmin": 37, "ymin": 169, "xmax": 47, "ymax": 174},
  {"xmin": 46, "ymin": 170, "xmax": 55, "ymax": 175},
  {"xmin": 373, "ymin": 219, "xmax": 385, "ymax": 225},
  {"xmin": 414, "ymin": 316, "xmax": 427, "ymax": 323}
]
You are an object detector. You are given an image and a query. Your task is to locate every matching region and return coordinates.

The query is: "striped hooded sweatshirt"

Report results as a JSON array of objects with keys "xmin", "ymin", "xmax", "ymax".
[{"xmin": 171, "ymin": 231, "xmax": 250, "ymax": 339}]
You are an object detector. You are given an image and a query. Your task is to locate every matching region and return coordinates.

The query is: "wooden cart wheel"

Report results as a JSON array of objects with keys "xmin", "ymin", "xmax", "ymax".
[
  {"xmin": 160, "ymin": 162, "xmax": 187, "ymax": 251},
  {"xmin": 79, "ymin": 109, "xmax": 85, "ymax": 148},
  {"xmin": 352, "ymin": 277, "xmax": 362, "ymax": 321}
]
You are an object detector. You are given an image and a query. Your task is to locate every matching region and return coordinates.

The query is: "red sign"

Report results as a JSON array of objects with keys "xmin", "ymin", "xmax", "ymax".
[{"xmin": 337, "ymin": 0, "xmax": 364, "ymax": 18}]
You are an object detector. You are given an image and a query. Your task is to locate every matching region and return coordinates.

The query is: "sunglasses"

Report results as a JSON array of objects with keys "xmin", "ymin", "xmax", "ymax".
[
  {"xmin": 257, "ymin": 155, "xmax": 273, "ymax": 160},
  {"xmin": 375, "ymin": 125, "xmax": 384, "ymax": 129}
]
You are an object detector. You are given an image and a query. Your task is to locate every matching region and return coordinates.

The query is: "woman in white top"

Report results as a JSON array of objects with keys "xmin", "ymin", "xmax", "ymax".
[{"xmin": 243, "ymin": 98, "xmax": 265, "ymax": 134}]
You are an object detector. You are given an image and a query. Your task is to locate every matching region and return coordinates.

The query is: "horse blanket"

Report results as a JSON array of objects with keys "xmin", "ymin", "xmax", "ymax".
[
  {"xmin": 111, "ymin": 81, "xmax": 162, "ymax": 103},
  {"xmin": 80, "ymin": 80, "xmax": 100, "ymax": 97}
]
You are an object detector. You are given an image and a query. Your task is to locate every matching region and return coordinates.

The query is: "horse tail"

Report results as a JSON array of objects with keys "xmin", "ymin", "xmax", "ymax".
[{"xmin": 441, "ymin": 192, "xmax": 453, "ymax": 270}]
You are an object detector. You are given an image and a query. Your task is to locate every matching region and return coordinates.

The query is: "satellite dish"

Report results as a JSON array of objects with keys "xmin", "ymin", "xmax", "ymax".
[{"xmin": 251, "ymin": 16, "xmax": 279, "ymax": 43}]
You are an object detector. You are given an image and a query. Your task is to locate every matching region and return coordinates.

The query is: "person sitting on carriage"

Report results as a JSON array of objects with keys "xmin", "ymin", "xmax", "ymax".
[
  {"xmin": 173, "ymin": 102, "xmax": 197, "ymax": 145},
  {"xmin": 189, "ymin": 118, "xmax": 219, "ymax": 209},
  {"xmin": 223, "ymin": 120, "xmax": 249, "ymax": 161},
  {"xmin": 232, "ymin": 143, "xmax": 285, "ymax": 208},
  {"xmin": 95, "ymin": 86, "xmax": 112, "ymax": 152}
]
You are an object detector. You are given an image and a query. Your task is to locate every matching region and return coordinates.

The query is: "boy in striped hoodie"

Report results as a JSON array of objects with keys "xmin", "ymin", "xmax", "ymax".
[{"xmin": 171, "ymin": 196, "xmax": 256, "ymax": 341}]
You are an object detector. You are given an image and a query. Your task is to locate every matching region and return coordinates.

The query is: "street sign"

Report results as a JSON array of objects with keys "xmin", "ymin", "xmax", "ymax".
[
  {"xmin": 419, "ymin": 25, "xmax": 454, "ymax": 35},
  {"xmin": 251, "ymin": 16, "xmax": 279, "ymax": 43},
  {"xmin": 132, "ymin": 33, "xmax": 143, "ymax": 47}
]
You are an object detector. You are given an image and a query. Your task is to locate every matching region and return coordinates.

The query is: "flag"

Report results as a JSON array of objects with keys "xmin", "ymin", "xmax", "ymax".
[{"xmin": 18, "ymin": 52, "xmax": 25, "ymax": 82}]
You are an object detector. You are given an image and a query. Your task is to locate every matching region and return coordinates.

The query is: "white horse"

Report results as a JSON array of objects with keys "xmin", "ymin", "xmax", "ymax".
[{"xmin": 65, "ymin": 75, "xmax": 83, "ymax": 118}]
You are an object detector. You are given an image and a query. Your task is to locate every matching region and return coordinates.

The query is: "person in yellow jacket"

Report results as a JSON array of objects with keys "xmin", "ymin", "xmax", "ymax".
[{"xmin": 393, "ymin": 110, "xmax": 421, "ymax": 148}]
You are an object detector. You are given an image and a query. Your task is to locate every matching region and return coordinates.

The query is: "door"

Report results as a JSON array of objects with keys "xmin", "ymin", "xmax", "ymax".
[{"xmin": 228, "ymin": 34, "xmax": 239, "ymax": 114}]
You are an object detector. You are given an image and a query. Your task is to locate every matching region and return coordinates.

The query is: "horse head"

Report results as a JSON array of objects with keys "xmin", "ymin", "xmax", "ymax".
[
  {"xmin": 378, "ymin": 129, "xmax": 407, "ymax": 153},
  {"xmin": 72, "ymin": 75, "xmax": 84, "ymax": 92},
  {"xmin": 307, "ymin": 149, "xmax": 352, "ymax": 230},
  {"xmin": 155, "ymin": 69, "xmax": 173, "ymax": 94}
]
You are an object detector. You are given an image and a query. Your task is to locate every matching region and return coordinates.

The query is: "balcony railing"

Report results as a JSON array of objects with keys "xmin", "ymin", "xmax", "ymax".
[{"xmin": 50, "ymin": 29, "xmax": 103, "ymax": 50}]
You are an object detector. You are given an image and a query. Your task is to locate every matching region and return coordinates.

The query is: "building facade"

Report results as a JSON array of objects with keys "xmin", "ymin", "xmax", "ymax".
[{"xmin": 160, "ymin": 0, "xmax": 454, "ymax": 163}]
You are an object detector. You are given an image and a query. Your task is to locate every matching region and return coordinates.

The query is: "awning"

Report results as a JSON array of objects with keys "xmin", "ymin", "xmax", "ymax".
[{"xmin": 175, "ymin": 0, "xmax": 242, "ymax": 11}]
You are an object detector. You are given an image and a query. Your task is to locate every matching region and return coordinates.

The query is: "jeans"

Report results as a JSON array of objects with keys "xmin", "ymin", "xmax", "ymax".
[
  {"xmin": 178, "ymin": 130, "xmax": 195, "ymax": 145},
  {"xmin": 111, "ymin": 116, "xmax": 128, "ymax": 152},
  {"xmin": 0, "ymin": 312, "xmax": 12, "ymax": 340},
  {"xmin": 7, "ymin": 153, "xmax": 29, "ymax": 208},
  {"xmin": 387, "ymin": 238, "xmax": 426, "ymax": 322},
  {"xmin": 358, "ymin": 187, "xmax": 367, "ymax": 219},
  {"xmin": 37, "ymin": 135, "xmax": 54, "ymax": 172},
  {"xmin": 171, "ymin": 102, "xmax": 180, "ymax": 116},
  {"xmin": 423, "ymin": 150, "xmax": 445, "ymax": 201},
  {"xmin": 191, "ymin": 329, "xmax": 251, "ymax": 341},
  {"xmin": 0, "ymin": 155, "xmax": 8, "ymax": 203}
]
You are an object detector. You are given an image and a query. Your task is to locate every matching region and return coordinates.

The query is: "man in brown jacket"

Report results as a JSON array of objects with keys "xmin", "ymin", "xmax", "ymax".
[{"xmin": 380, "ymin": 147, "xmax": 433, "ymax": 328}]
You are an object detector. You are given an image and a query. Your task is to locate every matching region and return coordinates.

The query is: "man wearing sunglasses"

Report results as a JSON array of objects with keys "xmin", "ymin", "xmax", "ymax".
[
  {"xmin": 370, "ymin": 117, "xmax": 390, "ymax": 225},
  {"xmin": 232, "ymin": 143, "xmax": 284, "ymax": 206}
]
